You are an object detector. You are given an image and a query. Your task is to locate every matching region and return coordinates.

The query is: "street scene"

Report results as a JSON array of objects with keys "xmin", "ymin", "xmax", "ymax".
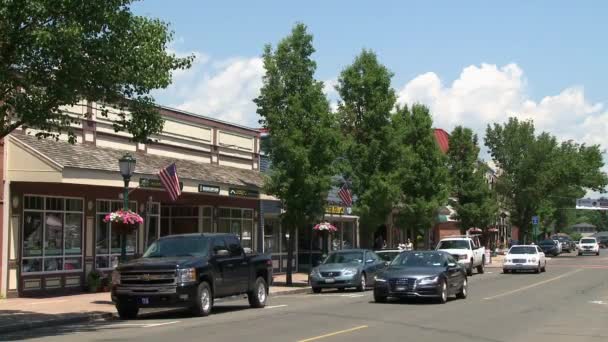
[{"xmin": 1, "ymin": 1, "xmax": 608, "ymax": 341}]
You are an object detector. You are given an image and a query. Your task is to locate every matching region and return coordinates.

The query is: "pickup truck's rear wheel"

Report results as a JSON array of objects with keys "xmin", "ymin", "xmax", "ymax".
[
  {"xmin": 477, "ymin": 257, "xmax": 485, "ymax": 274},
  {"xmin": 467, "ymin": 260, "xmax": 474, "ymax": 276},
  {"xmin": 191, "ymin": 281, "xmax": 213, "ymax": 317},
  {"xmin": 248, "ymin": 277, "xmax": 268, "ymax": 308},
  {"xmin": 116, "ymin": 302, "xmax": 139, "ymax": 320}
]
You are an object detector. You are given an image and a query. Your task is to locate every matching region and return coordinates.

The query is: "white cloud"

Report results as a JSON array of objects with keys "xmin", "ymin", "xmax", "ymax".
[
  {"xmin": 155, "ymin": 51, "xmax": 264, "ymax": 127},
  {"xmin": 397, "ymin": 63, "xmax": 608, "ymax": 195}
]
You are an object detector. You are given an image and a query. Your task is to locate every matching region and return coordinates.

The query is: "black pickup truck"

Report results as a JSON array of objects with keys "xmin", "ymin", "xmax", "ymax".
[{"xmin": 111, "ymin": 233, "xmax": 273, "ymax": 319}]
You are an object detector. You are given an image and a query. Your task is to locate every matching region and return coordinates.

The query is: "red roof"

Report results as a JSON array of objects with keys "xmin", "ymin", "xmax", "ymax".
[{"xmin": 434, "ymin": 128, "xmax": 450, "ymax": 154}]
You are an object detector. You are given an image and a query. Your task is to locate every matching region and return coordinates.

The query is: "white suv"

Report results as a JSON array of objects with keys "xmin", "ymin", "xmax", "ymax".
[
  {"xmin": 578, "ymin": 237, "xmax": 600, "ymax": 256},
  {"xmin": 436, "ymin": 236, "xmax": 485, "ymax": 276}
]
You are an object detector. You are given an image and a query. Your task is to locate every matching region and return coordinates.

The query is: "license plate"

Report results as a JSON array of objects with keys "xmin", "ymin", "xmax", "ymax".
[
  {"xmin": 516, "ymin": 264, "xmax": 523, "ymax": 267},
  {"xmin": 139, "ymin": 297, "xmax": 149, "ymax": 305},
  {"xmin": 324, "ymin": 278, "xmax": 335, "ymax": 283},
  {"xmin": 396, "ymin": 286, "xmax": 406, "ymax": 291}
]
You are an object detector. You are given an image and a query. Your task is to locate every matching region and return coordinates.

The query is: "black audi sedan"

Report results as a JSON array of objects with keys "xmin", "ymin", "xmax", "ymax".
[
  {"xmin": 373, "ymin": 251, "xmax": 467, "ymax": 304},
  {"xmin": 538, "ymin": 239, "xmax": 560, "ymax": 256}
]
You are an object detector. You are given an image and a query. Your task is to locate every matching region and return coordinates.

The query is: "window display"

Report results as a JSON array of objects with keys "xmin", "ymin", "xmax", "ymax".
[
  {"xmin": 218, "ymin": 208, "xmax": 255, "ymax": 250},
  {"xmin": 95, "ymin": 200, "xmax": 137, "ymax": 269},
  {"xmin": 22, "ymin": 196, "xmax": 83, "ymax": 273}
]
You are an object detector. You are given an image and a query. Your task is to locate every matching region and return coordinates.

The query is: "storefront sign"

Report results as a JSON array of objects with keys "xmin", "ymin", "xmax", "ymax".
[
  {"xmin": 198, "ymin": 184, "xmax": 220, "ymax": 194},
  {"xmin": 576, "ymin": 198, "xmax": 608, "ymax": 210},
  {"xmin": 139, "ymin": 178, "xmax": 183, "ymax": 190},
  {"xmin": 325, "ymin": 206, "xmax": 345, "ymax": 215},
  {"xmin": 229, "ymin": 188, "xmax": 259, "ymax": 198}
]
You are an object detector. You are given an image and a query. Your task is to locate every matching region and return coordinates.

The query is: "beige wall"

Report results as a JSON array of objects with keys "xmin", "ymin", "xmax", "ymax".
[
  {"xmin": 96, "ymin": 136, "xmax": 137, "ymax": 152},
  {"xmin": 218, "ymin": 130, "xmax": 254, "ymax": 152},
  {"xmin": 147, "ymin": 145, "xmax": 211, "ymax": 164},
  {"xmin": 7, "ymin": 139, "xmax": 63, "ymax": 183}
]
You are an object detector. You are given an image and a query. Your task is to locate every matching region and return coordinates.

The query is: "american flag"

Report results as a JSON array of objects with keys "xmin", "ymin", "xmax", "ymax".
[
  {"xmin": 158, "ymin": 163, "xmax": 181, "ymax": 201},
  {"xmin": 338, "ymin": 184, "xmax": 352, "ymax": 207}
]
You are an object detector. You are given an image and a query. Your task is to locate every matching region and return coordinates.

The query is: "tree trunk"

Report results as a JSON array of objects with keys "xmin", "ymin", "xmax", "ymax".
[{"xmin": 285, "ymin": 225, "xmax": 295, "ymax": 286}]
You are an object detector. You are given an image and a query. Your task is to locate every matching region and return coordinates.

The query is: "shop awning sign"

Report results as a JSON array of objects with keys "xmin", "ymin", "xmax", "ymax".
[
  {"xmin": 229, "ymin": 188, "xmax": 259, "ymax": 198},
  {"xmin": 198, "ymin": 184, "xmax": 220, "ymax": 194},
  {"xmin": 325, "ymin": 206, "xmax": 345, "ymax": 215},
  {"xmin": 576, "ymin": 198, "xmax": 608, "ymax": 210},
  {"xmin": 140, "ymin": 177, "xmax": 183, "ymax": 190}
]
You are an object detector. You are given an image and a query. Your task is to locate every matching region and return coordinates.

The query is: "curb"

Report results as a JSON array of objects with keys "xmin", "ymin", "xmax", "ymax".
[
  {"xmin": 0, "ymin": 312, "xmax": 114, "ymax": 335},
  {"xmin": 0, "ymin": 287, "xmax": 311, "ymax": 334}
]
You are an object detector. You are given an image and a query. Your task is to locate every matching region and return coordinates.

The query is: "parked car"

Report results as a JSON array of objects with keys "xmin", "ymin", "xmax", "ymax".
[
  {"xmin": 503, "ymin": 245, "xmax": 546, "ymax": 273},
  {"xmin": 310, "ymin": 249, "xmax": 387, "ymax": 293},
  {"xmin": 537, "ymin": 239, "xmax": 560, "ymax": 257},
  {"xmin": 111, "ymin": 233, "xmax": 272, "ymax": 319},
  {"xmin": 597, "ymin": 237, "xmax": 608, "ymax": 249},
  {"xmin": 376, "ymin": 249, "xmax": 402, "ymax": 263},
  {"xmin": 578, "ymin": 237, "xmax": 600, "ymax": 256},
  {"xmin": 373, "ymin": 251, "xmax": 467, "ymax": 304},
  {"xmin": 552, "ymin": 239, "xmax": 563, "ymax": 254},
  {"xmin": 436, "ymin": 235, "xmax": 485, "ymax": 276}
]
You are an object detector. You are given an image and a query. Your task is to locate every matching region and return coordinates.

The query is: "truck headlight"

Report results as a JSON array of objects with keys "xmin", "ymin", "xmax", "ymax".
[
  {"xmin": 342, "ymin": 268, "xmax": 357, "ymax": 277},
  {"xmin": 111, "ymin": 270, "xmax": 121, "ymax": 285},
  {"xmin": 529, "ymin": 258, "xmax": 537, "ymax": 263},
  {"xmin": 459, "ymin": 255, "xmax": 468, "ymax": 260},
  {"xmin": 177, "ymin": 268, "xmax": 196, "ymax": 283},
  {"xmin": 417, "ymin": 276, "xmax": 439, "ymax": 285}
]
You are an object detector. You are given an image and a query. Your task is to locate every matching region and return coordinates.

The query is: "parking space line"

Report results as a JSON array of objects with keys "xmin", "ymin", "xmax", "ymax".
[
  {"xmin": 297, "ymin": 325, "xmax": 368, "ymax": 342},
  {"xmin": 483, "ymin": 269, "xmax": 582, "ymax": 300}
]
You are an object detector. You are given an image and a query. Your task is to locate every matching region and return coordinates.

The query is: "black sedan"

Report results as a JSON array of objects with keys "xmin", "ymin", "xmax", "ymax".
[
  {"xmin": 373, "ymin": 251, "xmax": 467, "ymax": 304},
  {"xmin": 538, "ymin": 239, "xmax": 560, "ymax": 256}
]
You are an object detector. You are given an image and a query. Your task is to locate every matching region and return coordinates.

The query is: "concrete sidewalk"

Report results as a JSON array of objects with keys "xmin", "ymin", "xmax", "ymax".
[{"xmin": 0, "ymin": 277, "xmax": 310, "ymax": 334}]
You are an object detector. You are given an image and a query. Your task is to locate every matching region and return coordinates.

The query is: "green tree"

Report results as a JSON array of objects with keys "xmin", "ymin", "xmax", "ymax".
[
  {"xmin": 335, "ymin": 50, "xmax": 407, "ymax": 232},
  {"xmin": 447, "ymin": 126, "xmax": 498, "ymax": 233},
  {"xmin": 396, "ymin": 104, "xmax": 449, "ymax": 247},
  {"xmin": 485, "ymin": 118, "xmax": 607, "ymax": 242},
  {"xmin": 0, "ymin": 0, "xmax": 193, "ymax": 142},
  {"xmin": 254, "ymin": 23, "xmax": 339, "ymax": 285}
]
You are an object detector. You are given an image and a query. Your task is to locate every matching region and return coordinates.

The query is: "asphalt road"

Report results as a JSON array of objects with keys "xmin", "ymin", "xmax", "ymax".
[{"xmin": 5, "ymin": 252, "xmax": 608, "ymax": 342}]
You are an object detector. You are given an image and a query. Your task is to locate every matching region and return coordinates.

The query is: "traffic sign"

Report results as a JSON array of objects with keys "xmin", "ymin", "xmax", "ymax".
[{"xmin": 532, "ymin": 216, "xmax": 539, "ymax": 225}]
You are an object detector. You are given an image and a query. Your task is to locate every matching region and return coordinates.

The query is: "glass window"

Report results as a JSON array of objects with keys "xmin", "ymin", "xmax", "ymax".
[
  {"xmin": 95, "ymin": 200, "xmax": 137, "ymax": 269},
  {"xmin": 22, "ymin": 196, "xmax": 83, "ymax": 273},
  {"xmin": 218, "ymin": 208, "xmax": 255, "ymax": 251},
  {"xmin": 264, "ymin": 219, "xmax": 280, "ymax": 253},
  {"xmin": 342, "ymin": 221, "xmax": 354, "ymax": 249},
  {"xmin": 212, "ymin": 237, "xmax": 227, "ymax": 253},
  {"xmin": 241, "ymin": 220, "xmax": 253, "ymax": 249},
  {"xmin": 146, "ymin": 216, "xmax": 159, "ymax": 248},
  {"xmin": 202, "ymin": 218, "xmax": 213, "ymax": 233},
  {"xmin": 226, "ymin": 236, "xmax": 242, "ymax": 256}
]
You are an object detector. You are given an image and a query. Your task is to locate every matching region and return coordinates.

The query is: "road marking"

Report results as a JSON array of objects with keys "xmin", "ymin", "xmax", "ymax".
[
  {"xmin": 297, "ymin": 325, "xmax": 368, "ymax": 342},
  {"xmin": 109, "ymin": 321, "xmax": 180, "ymax": 328},
  {"xmin": 27, "ymin": 300, "xmax": 68, "ymax": 305},
  {"xmin": 590, "ymin": 300, "xmax": 607, "ymax": 305},
  {"xmin": 265, "ymin": 304, "xmax": 288, "ymax": 309},
  {"xmin": 483, "ymin": 269, "xmax": 582, "ymax": 300}
]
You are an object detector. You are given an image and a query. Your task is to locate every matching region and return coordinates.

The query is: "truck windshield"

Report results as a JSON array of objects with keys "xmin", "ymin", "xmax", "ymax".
[
  {"xmin": 143, "ymin": 236, "xmax": 210, "ymax": 258},
  {"xmin": 437, "ymin": 240, "xmax": 470, "ymax": 250}
]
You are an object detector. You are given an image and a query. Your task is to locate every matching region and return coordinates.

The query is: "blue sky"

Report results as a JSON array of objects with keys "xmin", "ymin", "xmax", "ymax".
[{"xmin": 134, "ymin": 1, "xmax": 608, "ymax": 192}]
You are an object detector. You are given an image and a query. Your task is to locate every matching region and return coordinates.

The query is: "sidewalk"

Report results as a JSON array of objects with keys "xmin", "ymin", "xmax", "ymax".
[
  {"xmin": 485, "ymin": 254, "xmax": 505, "ymax": 268},
  {"xmin": 0, "ymin": 276, "xmax": 310, "ymax": 334}
]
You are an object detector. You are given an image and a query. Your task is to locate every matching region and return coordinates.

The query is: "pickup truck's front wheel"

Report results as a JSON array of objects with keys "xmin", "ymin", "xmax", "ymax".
[
  {"xmin": 191, "ymin": 282, "xmax": 213, "ymax": 317},
  {"xmin": 477, "ymin": 257, "xmax": 485, "ymax": 274},
  {"xmin": 248, "ymin": 277, "xmax": 268, "ymax": 308},
  {"xmin": 116, "ymin": 302, "xmax": 139, "ymax": 320}
]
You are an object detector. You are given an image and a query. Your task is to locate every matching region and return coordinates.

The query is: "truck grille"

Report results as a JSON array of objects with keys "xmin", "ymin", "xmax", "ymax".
[
  {"xmin": 389, "ymin": 278, "xmax": 416, "ymax": 291},
  {"xmin": 120, "ymin": 270, "xmax": 176, "ymax": 285},
  {"xmin": 512, "ymin": 259, "xmax": 526, "ymax": 264}
]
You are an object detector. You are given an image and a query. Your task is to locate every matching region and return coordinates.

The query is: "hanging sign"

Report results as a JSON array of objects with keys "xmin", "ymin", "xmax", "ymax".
[
  {"xmin": 229, "ymin": 188, "xmax": 259, "ymax": 198},
  {"xmin": 199, "ymin": 184, "xmax": 220, "ymax": 194},
  {"xmin": 139, "ymin": 178, "xmax": 183, "ymax": 190}
]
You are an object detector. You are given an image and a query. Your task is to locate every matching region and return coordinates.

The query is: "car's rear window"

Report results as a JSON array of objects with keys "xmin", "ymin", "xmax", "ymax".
[{"xmin": 509, "ymin": 246, "xmax": 537, "ymax": 254}]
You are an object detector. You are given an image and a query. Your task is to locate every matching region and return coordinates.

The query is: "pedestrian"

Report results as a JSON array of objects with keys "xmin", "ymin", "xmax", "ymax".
[{"xmin": 405, "ymin": 238, "xmax": 413, "ymax": 251}]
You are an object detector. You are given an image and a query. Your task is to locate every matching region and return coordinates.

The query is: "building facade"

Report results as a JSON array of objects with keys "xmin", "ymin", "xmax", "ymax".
[{"xmin": 0, "ymin": 102, "xmax": 266, "ymax": 297}]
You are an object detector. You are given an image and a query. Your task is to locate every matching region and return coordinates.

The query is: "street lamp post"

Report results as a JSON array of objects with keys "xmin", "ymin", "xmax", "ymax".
[{"xmin": 118, "ymin": 153, "xmax": 136, "ymax": 262}]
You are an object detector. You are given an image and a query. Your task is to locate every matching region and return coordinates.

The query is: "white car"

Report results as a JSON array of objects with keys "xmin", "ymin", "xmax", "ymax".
[
  {"xmin": 503, "ymin": 245, "xmax": 546, "ymax": 273},
  {"xmin": 578, "ymin": 237, "xmax": 600, "ymax": 256},
  {"xmin": 436, "ymin": 236, "xmax": 485, "ymax": 276}
]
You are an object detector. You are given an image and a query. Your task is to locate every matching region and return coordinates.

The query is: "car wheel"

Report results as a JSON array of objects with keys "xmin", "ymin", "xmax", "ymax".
[
  {"xmin": 467, "ymin": 260, "xmax": 474, "ymax": 276},
  {"xmin": 477, "ymin": 257, "xmax": 485, "ymax": 274},
  {"xmin": 541, "ymin": 262, "xmax": 546, "ymax": 272},
  {"xmin": 356, "ymin": 273, "xmax": 367, "ymax": 292},
  {"xmin": 248, "ymin": 277, "xmax": 268, "ymax": 308},
  {"xmin": 116, "ymin": 301, "xmax": 139, "ymax": 320},
  {"xmin": 438, "ymin": 279, "xmax": 448, "ymax": 304},
  {"xmin": 374, "ymin": 290, "xmax": 387, "ymax": 303},
  {"xmin": 578, "ymin": 252, "xmax": 582, "ymax": 256},
  {"xmin": 535, "ymin": 263, "xmax": 541, "ymax": 274},
  {"xmin": 456, "ymin": 277, "xmax": 468, "ymax": 299},
  {"xmin": 596, "ymin": 251, "xmax": 600, "ymax": 256},
  {"xmin": 503, "ymin": 269, "xmax": 510, "ymax": 274},
  {"xmin": 312, "ymin": 287, "xmax": 322, "ymax": 294},
  {"xmin": 191, "ymin": 282, "xmax": 213, "ymax": 317}
]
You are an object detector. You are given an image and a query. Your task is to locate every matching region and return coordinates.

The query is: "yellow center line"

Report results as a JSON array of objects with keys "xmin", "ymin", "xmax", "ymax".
[
  {"xmin": 483, "ymin": 269, "xmax": 582, "ymax": 300},
  {"xmin": 297, "ymin": 325, "xmax": 368, "ymax": 342}
]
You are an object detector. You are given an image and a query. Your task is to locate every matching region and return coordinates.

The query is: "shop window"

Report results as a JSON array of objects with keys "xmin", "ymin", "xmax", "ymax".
[
  {"xmin": 159, "ymin": 205, "xmax": 213, "ymax": 236},
  {"xmin": 342, "ymin": 221, "xmax": 355, "ymax": 249},
  {"xmin": 22, "ymin": 196, "xmax": 83, "ymax": 274},
  {"xmin": 218, "ymin": 208, "xmax": 255, "ymax": 250},
  {"xmin": 145, "ymin": 202, "xmax": 161, "ymax": 248},
  {"xmin": 95, "ymin": 200, "xmax": 137, "ymax": 269},
  {"xmin": 263, "ymin": 218, "xmax": 280, "ymax": 253}
]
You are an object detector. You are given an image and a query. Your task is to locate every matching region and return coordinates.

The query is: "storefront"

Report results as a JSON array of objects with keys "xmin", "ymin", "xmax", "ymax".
[{"xmin": 2, "ymin": 128, "xmax": 264, "ymax": 297}]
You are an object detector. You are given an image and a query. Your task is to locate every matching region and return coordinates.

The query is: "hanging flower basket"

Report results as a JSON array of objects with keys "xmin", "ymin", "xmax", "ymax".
[
  {"xmin": 313, "ymin": 222, "xmax": 338, "ymax": 233},
  {"xmin": 103, "ymin": 210, "xmax": 143, "ymax": 232}
]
